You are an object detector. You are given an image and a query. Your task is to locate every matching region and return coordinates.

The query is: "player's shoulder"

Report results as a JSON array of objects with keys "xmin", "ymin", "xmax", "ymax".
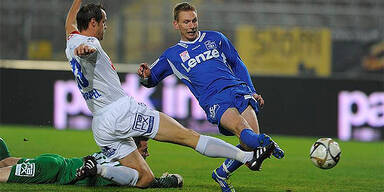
[
  {"xmin": 67, "ymin": 33, "xmax": 100, "ymax": 47},
  {"xmin": 81, "ymin": 36, "xmax": 101, "ymax": 49},
  {"xmin": 163, "ymin": 44, "xmax": 183, "ymax": 55},
  {"xmin": 202, "ymin": 30, "xmax": 225, "ymax": 38},
  {"xmin": 67, "ymin": 31, "xmax": 80, "ymax": 40}
]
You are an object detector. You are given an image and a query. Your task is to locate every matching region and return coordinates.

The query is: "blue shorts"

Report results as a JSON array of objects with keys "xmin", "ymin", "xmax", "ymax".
[{"xmin": 202, "ymin": 84, "xmax": 259, "ymax": 136}]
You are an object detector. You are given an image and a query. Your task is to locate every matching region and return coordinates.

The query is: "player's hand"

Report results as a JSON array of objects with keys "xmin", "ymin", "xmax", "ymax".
[
  {"xmin": 74, "ymin": 44, "xmax": 96, "ymax": 56},
  {"xmin": 253, "ymin": 93, "xmax": 264, "ymax": 109},
  {"xmin": 137, "ymin": 63, "xmax": 151, "ymax": 78}
]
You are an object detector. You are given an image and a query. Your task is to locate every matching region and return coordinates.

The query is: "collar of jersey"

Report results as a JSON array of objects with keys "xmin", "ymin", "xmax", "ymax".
[{"xmin": 179, "ymin": 31, "xmax": 201, "ymax": 44}]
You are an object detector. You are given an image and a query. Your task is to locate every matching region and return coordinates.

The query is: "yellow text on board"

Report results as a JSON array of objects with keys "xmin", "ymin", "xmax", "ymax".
[{"xmin": 236, "ymin": 26, "xmax": 331, "ymax": 76}]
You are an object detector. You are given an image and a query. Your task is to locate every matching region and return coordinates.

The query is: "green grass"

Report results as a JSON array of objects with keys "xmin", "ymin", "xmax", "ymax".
[{"xmin": 0, "ymin": 125, "xmax": 383, "ymax": 192}]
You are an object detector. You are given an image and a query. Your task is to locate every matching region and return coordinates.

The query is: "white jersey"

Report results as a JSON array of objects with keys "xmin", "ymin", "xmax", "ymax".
[
  {"xmin": 65, "ymin": 32, "xmax": 126, "ymax": 114},
  {"xmin": 92, "ymin": 151, "xmax": 120, "ymax": 167}
]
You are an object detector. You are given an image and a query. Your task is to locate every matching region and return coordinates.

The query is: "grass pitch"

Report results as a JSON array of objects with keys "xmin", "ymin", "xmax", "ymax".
[{"xmin": 0, "ymin": 125, "xmax": 383, "ymax": 192}]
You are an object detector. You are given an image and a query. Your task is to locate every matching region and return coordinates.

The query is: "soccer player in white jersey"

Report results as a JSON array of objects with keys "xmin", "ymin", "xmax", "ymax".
[
  {"xmin": 137, "ymin": 2, "xmax": 285, "ymax": 191},
  {"xmin": 64, "ymin": 0, "xmax": 275, "ymax": 189}
]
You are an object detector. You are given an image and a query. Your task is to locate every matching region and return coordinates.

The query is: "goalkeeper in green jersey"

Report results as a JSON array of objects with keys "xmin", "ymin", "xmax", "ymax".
[{"xmin": 0, "ymin": 137, "xmax": 182, "ymax": 188}]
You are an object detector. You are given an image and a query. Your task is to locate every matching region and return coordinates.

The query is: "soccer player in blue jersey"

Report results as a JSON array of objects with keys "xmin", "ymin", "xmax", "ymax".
[
  {"xmin": 66, "ymin": 0, "xmax": 273, "ymax": 189},
  {"xmin": 137, "ymin": 2, "xmax": 285, "ymax": 191}
]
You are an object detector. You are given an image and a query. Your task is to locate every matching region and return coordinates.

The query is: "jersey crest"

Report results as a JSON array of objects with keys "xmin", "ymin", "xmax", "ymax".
[
  {"xmin": 209, "ymin": 104, "xmax": 220, "ymax": 120},
  {"xmin": 204, "ymin": 40, "xmax": 217, "ymax": 50},
  {"xmin": 179, "ymin": 50, "xmax": 190, "ymax": 62}
]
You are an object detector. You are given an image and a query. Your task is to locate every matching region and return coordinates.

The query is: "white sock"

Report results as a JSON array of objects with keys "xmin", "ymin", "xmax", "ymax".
[
  {"xmin": 97, "ymin": 165, "xmax": 139, "ymax": 186},
  {"xmin": 195, "ymin": 135, "xmax": 254, "ymax": 163}
]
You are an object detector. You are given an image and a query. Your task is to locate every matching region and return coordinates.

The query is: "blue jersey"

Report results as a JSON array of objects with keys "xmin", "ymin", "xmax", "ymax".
[{"xmin": 147, "ymin": 31, "xmax": 256, "ymax": 107}]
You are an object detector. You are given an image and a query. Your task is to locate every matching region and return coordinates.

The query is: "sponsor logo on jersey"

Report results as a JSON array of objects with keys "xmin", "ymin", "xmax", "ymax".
[
  {"xmin": 81, "ymin": 88, "xmax": 102, "ymax": 100},
  {"xmin": 133, "ymin": 113, "xmax": 154, "ymax": 134},
  {"xmin": 181, "ymin": 49, "xmax": 220, "ymax": 72},
  {"xmin": 209, "ymin": 104, "xmax": 220, "ymax": 120},
  {"xmin": 204, "ymin": 40, "xmax": 217, "ymax": 50},
  {"xmin": 102, "ymin": 146, "xmax": 116, "ymax": 158},
  {"xmin": 15, "ymin": 163, "xmax": 35, "ymax": 177},
  {"xmin": 179, "ymin": 51, "xmax": 190, "ymax": 62},
  {"xmin": 87, "ymin": 37, "xmax": 95, "ymax": 43}
]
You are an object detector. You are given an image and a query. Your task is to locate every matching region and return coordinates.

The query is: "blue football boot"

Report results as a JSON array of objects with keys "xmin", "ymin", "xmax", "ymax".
[
  {"xmin": 258, "ymin": 134, "xmax": 284, "ymax": 159},
  {"xmin": 212, "ymin": 169, "xmax": 235, "ymax": 192},
  {"xmin": 271, "ymin": 140, "xmax": 284, "ymax": 159}
]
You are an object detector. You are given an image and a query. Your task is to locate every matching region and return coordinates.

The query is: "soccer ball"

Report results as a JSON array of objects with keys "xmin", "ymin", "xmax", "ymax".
[{"xmin": 309, "ymin": 138, "xmax": 341, "ymax": 169}]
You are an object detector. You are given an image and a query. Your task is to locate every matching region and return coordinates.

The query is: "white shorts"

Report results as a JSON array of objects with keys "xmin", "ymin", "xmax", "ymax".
[{"xmin": 92, "ymin": 96, "xmax": 160, "ymax": 162}]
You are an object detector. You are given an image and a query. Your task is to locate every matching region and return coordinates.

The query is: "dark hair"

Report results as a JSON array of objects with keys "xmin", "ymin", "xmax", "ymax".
[
  {"xmin": 76, "ymin": 4, "xmax": 105, "ymax": 32},
  {"xmin": 133, "ymin": 136, "xmax": 149, "ymax": 148},
  {"xmin": 173, "ymin": 2, "xmax": 196, "ymax": 21}
]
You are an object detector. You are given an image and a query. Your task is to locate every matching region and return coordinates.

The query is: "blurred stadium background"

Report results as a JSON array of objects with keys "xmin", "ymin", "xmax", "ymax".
[{"xmin": 1, "ymin": 0, "xmax": 383, "ymax": 142}]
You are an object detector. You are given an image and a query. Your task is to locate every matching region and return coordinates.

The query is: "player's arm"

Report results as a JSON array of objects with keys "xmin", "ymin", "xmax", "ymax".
[
  {"xmin": 220, "ymin": 33, "xmax": 264, "ymax": 107},
  {"xmin": 137, "ymin": 63, "xmax": 152, "ymax": 86},
  {"xmin": 73, "ymin": 44, "xmax": 98, "ymax": 66},
  {"xmin": 0, "ymin": 157, "xmax": 21, "ymax": 168},
  {"xmin": 74, "ymin": 44, "xmax": 96, "ymax": 56},
  {"xmin": 65, "ymin": 0, "xmax": 82, "ymax": 38},
  {"xmin": 138, "ymin": 55, "xmax": 173, "ymax": 88},
  {"xmin": 220, "ymin": 33, "xmax": 255, "ymax": 92}
]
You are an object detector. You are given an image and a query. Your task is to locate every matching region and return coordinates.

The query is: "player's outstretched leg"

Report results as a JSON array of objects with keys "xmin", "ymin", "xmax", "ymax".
[
  {"xmin": 0, "ymin": 138, "xmax": 10, "ymax": 161},
  {"xmin": 154, "ymin": 112, "xmax": 256, "ymax": 163}
]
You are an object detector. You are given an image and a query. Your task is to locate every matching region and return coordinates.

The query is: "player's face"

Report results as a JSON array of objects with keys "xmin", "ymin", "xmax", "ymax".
[
  {"xmin": 138, "ymin": 141, "xmax": 149, "ymax": 159},
  {"xmin": 173, "ymin": 10, "xmax": 198, "ymax": 41},
  {"xmin": 96, "ymin": 10, "xmax": 107, "ymax": 40}
]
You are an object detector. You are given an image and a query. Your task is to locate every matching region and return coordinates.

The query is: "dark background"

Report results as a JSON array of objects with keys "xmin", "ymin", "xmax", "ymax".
[{"xmin": 1, "ymin": 68, "xmax": 382, "ymax": 139}]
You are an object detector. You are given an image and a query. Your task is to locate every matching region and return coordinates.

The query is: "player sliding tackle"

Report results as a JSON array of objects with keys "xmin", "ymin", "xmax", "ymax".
[
  {"xmin": 137, "ymin": 2, "xmax": 285, "ymax": 191},
  {"xmin": 0, "ymin": 137, "xmax": 182, "ymax": 187},
  {"xmin": 64, "ymin": 0, "xmax": 275, "ymax": 188}
]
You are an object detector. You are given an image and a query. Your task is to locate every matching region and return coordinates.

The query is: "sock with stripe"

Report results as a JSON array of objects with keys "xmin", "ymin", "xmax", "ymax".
[{"xmin": 216, "ymin": 144, "xmax": 245, "ymax": 178}]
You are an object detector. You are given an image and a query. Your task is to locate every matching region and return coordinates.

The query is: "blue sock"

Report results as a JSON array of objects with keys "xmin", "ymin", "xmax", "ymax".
[
  {"xmin": 216, "ymin": 144, "xmax": 245, "ymax": 178},
  {"xmin": 240, "ymin": 129, "xmax": 261, "ymax": 149}
]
